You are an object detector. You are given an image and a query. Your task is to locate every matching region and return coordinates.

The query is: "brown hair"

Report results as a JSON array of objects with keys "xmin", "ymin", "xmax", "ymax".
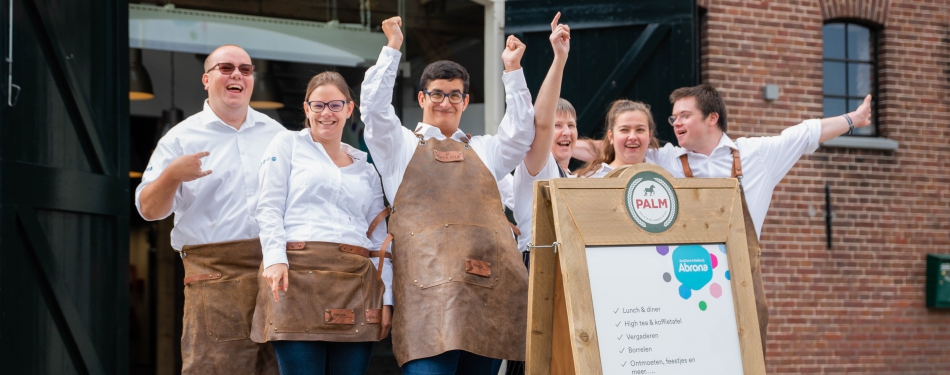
[
  {"xmin": 669, "ymin": 84, "xmax": 727, "ymax": 133},
  {"xmin": 420, "ymin": 60, "xmax": 470, "ymax": 94},
  {"xmin": 303, "ymin": 71, "xmax": 354, "ymax": 128},
  {"xmin": 575, "ymin": 100, "xmax": 659, "ymax": 177}
]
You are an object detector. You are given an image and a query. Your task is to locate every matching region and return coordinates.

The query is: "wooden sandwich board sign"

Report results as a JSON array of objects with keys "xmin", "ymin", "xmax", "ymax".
[{"xmin": 525, "ymin": 163, "xmax": 765, "ymax": 375}]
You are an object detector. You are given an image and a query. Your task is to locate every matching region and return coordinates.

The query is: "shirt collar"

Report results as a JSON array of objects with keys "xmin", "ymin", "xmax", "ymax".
[
  {"xmin": 200, "ymin": 100, "xmax": 264, "ymax": 131},
  {"xmin": 296, "ymin": 129, "xmax": 368, "ymax": 163},
  {"xmin": 414, "ymin": 123, "xmax": 469, "ymax": 142},
  {"xmin": 674, "ymin": 133, "xmax": 738, "ymax": 158}
]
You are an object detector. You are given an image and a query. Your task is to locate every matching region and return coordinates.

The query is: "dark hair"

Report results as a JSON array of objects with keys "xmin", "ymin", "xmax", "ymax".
[
  {"xmin": 303, "ymin": 71, "xmax": 354, "ymax": 128},
  {"xmin": 419, "ymin": 60, "xmax": 470, "ymax": 94},
  {"xmin": 556, "ymin": 98, "xmax": 576, "ymax": 119},
  {"xmin": 669, "ymin": 84, "xmax": 728, "ymax": 133},
  {"xmin": 575, "ymin": 100, "xmax": 659, "ymax": 177}
]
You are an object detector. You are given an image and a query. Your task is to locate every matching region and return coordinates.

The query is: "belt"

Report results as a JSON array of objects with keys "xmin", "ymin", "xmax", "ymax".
[{"xmin": 285, "ymin": 242, "xmax": 392, "ymax": 260}]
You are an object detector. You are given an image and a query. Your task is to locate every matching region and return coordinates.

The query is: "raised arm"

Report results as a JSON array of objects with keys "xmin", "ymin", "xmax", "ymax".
[
  {"xmin": 819, "ymin": 94, "xmax": 872, "ymax": 142},
  {"xmin": 524, "ymin": 12, "xmax": 570, "ymax": 176},
  {"xmin": 361, "ymin": 17, "xmax": 406, "ymax": 173},
  {"xmin": 482, "ymin": 36, "xmax": 537, "ymax": 179}
]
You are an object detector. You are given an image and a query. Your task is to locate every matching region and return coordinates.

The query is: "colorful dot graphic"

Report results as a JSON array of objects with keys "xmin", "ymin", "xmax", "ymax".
[
  {"xmin": 725, "ymin": 270, "xmax": 731, "ymax": 280},
  {"xmin": 663, "ymin": 272, "xmax": 672, "ymax": 282},
  {"xmin": 678, "ymin": 284, "xmax": 692, "ymax": 299},
  {"xmin": 710, "ymin": 253, "xmax": 719, "ymax": 269},
  {"xmin": 699, "ymin": 301, "xmax": 707, "ymax": 311},
  {"xmin": 656, "ymin": 245, "xmax": 670, "ymax": 256},
  {"xmin": 710, "ymin": 283, "xmax": 722, "ymax": 298}
]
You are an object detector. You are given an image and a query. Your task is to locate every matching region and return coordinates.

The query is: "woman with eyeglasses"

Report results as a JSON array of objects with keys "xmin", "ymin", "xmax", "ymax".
[{"xmin": 250, "ymin": 71, "xmax": 393, "ymax": 375}]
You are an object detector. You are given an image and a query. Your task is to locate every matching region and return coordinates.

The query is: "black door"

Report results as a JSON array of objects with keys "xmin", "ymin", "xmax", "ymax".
[
  {"xmin": 1, "ymin": 0, "xmax": 129, "ymax": 374},
  {"xmin": 506, "ymin": 0, "xmax": 697, "ymax": 144}
]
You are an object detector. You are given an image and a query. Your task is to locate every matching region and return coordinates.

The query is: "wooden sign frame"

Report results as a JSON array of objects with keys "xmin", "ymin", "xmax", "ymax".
[{"xmin": 525, "ymin": 164, "xmax": 765, "ymax": 374}]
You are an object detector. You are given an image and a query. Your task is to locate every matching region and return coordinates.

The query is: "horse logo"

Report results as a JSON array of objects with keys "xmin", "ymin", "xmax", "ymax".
[{"xmin": 644, "ymin": 185, "xmax": 655, "ymax": 196}]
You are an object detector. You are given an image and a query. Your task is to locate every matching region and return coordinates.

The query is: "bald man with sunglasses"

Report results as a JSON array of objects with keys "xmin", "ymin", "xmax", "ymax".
[{"xmin": 136, "ymin": 44, "xmax": 283, "ymax": 374}]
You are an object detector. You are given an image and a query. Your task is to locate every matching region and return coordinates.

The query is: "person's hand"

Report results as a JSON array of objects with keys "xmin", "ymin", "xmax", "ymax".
[
  {"xmin": 502, "ymin": 35, "xmax": 526, "ymax": 72},
  {"xmin": 380, "ymin": 305, "xmax": 393, "ymax": 340},
  {"xmin": 382, "ymin": 17, "xmax": 403, "ymax": 50},
  {"xmin": 262, "ymin": 263, "xmax": 289, "ymax": 302},
  {"xmin": 849, "ymin": 95, "xmax": 872, "ymax": 129},
  {"xmin": 549, "ymin": 12, "xmax": 570, "ymax": 59},
  {"xmin": 166, "ymin": 151, "xmax": 212, "ymax": 183}
]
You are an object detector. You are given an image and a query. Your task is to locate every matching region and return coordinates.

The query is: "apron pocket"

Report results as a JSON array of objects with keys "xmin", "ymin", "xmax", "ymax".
[
  {"xmin": 200, "ymin": 277, "xmax": 258, "ymax": 342},
  {"xmin": 269, "ymin": 270, "xmax": 364, "ymax": 334},
  {"xmin": 409, "ymin": 223, "xmax": 500, "ymax": 289}
]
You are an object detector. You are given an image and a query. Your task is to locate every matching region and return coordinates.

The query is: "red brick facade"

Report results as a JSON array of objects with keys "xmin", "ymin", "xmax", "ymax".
[{"xmin": 698, "ymin": 0, "xmax": 950, "ymax": 373}]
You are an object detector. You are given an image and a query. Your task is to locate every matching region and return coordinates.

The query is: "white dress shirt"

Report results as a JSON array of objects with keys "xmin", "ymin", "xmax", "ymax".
[
  {"xmin": 256, "ymin": 130, "xmax": 393, "ymax": 305},
  {"xmin": 360, "ymin": 46, "xmax": 536, "ymax": 204},
  {"xmin": 647, "ymin": 119, "xmax": 822, "ymax": 238},
  {"xmin": 135, "ymin": 101, "xmax": 284, "ymax": 250}
]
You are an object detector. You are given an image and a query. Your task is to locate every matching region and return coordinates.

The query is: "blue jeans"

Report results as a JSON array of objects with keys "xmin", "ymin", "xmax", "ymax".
[
  {"xmin": 401, "ymin": 350, "xmax": 501, "ymax": 375},
  {"xmin": 271, "ymin": 340, "xmax": 374, "ymax": 375}
]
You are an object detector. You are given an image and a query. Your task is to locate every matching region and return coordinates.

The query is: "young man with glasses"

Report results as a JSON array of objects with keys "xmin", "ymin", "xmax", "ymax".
[
  {"xmin": 648, "ymin": 84, "xmax": 872, "ymax": 355},
  {"xmin": 360, "ymin": 16, "xmax": 537, "ymax": 375},
  {"xmin": 135, "ymin": 44, "xmax": 283, "ymax": 374}
]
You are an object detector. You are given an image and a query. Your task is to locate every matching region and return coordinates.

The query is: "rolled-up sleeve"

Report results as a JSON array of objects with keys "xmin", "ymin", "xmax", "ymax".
[
  {"xmin": 134, "ymin": 135, "xmax": 184, "ymax": 220},
  {"xmin": 483, "ymin": 68, "xmax": 536, "ymax": 180},
  {"xmin": 365, "ymin": 173, "xmax": 394, "ymax": 305},
  {"xmin": 256, "ymin": 132, "xmax": 293, "ymax": 269}
]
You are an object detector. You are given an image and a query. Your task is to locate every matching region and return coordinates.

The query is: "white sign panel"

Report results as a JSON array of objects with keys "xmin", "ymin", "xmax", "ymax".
[{"xmin": 586, "ymin": 244, "xmax": 743, "ymax": 375}]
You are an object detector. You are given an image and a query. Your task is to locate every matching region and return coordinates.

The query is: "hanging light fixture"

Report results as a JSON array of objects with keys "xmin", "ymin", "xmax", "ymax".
[
  {"xmin": 129, "ymin": 48, "xmax": 155, "ymax": 101},
  {"xmin": 250, "ymin": 58, "xmax": 284, "ymax": 109}
]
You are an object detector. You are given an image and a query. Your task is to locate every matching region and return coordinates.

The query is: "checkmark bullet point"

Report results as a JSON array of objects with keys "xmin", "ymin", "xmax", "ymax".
[
  {"xmin": 614, "ymin": 308, "xmax": 620, "ymax": 313},
  {"xmin": 621, "ymin": 361, "xmax": 627, "ymax": 367},
  {"xmin": 617, "ymin": 334, "xmax": 623, "ymax": 340},
  {"xmin": 619, "ymin": 347, "xmax": 625, "ymax": 353},
  {"xmin": 615, "ymin": 321, "xmax": 621, "ymax": 327}
]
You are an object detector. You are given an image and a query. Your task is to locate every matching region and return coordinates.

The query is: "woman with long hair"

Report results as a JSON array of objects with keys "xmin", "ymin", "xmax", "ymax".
[{"xmin": 574, "ymin": 100, "xmax": 660, "ymax": 178}]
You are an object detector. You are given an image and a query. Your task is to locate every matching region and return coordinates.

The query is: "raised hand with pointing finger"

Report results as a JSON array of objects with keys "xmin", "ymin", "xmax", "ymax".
[{"xmin": 550, "ymin": 12, "xmax": 570, "ymax": 59}]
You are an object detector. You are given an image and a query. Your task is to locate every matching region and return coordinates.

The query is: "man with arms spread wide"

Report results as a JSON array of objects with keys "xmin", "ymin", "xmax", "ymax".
[
  {"xmin": 650, "ymin": 84, "xmax": 872, "ymax": 354},
  {"xmin": 136, "ymin": 44, "xmax": 282, "ymax": 374}
]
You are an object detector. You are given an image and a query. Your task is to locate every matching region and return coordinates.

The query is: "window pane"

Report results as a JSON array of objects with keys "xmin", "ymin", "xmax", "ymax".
[
  {"xmin": 823, "ymin": 24, "xmax": 845, "ymax": 59},
  {"xmin": 847, "ymin": 24, "xmax": 871, "ymax": 61},
  {"xmin": 847, "ymin": 98, "xmax": 876, "ymax": 136},
  {"xmin": 823, "ymin": 97, "xmax": 847, "ymax": 118},
  {"xmin": 823, "ymin": 62, "xmax": 846, "ymax": 96},
  {"xmin": 848, "ymin": 62, "xmax": 874, "ymax": 97}
]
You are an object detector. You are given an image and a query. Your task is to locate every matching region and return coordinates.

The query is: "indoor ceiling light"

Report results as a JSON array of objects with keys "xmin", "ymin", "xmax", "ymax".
[{"xmin": 129, "ymin": 48, "xmax": 155, "ymax": 101}]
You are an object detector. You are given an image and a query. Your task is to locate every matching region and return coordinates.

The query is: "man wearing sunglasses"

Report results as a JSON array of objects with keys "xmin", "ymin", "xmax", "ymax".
[
  {"xmin": 361, "ymin": 16, "xmax": 536, "ymax": 375},
  {"xmin": 135, "ymin": 44, "xmax": 282, "ymax": 375}
]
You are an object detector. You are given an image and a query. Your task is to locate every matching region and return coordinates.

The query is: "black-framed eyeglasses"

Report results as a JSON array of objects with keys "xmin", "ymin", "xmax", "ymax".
[
  {"xmin": 206, "ymin": 62, "xmax": 255, "ymax": 76},
  {"xmin": 306, "ymin": 100, "xmax": 348, "ymax": 113},
  {"xmin": 423, "ymin": 89, "xmax": 466, "ymax": 104}
]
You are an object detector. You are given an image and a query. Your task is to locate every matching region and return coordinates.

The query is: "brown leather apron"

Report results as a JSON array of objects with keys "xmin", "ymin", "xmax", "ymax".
[
  {"xmin": 178, "ymin": 238, "xmax": 279, "ymax": 375},
  {"xmin": 250, "ymin": 241, "xmax": 388, "ymax": 343},
  {"xmin": 388, "ymin": 136, "xmax": 529, "ymax": 365},
  {"xmin": 680, "ymin": 150, "xmax": 769, "ymax": 356}
]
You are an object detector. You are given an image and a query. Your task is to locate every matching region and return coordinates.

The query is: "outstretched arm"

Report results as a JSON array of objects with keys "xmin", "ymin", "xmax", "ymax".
[
  {"xmin": 524, "ymin": 12, "xmax": 570, "ymax": 176},
  {"xmin": 819, "ymin": 94, "xmax": 872, "ymax": 142},
  {"xmin": 361, "ymin": 17, "xmax": 407, "ymax": 177}
]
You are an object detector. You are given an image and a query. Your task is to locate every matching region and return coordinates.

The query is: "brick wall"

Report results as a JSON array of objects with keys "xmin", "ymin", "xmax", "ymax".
[{"xmin": 699, "ymin": 0, "xmax": 950, "ymax": 373}]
